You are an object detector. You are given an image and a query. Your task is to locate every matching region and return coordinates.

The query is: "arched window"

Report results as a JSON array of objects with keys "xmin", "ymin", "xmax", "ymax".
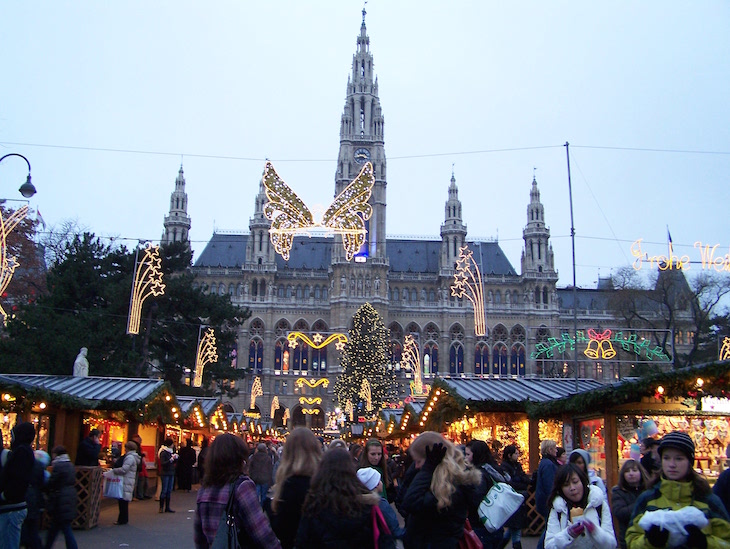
[
  {"xmin": 474, "ymin": 342, "xmax": 489, "ymax": 375},
  {"xmin": 322, "ymin": 287, "xmax": 328, "ymax": 300},
  {"xmin": 228, "ymin": 284, "xmax": 234, "ymax": 296},
  {"xmin": 278, "ymin": 286, "xmax": 284, "ymax": 298},
  {"xmin": 314, "ymin": 286, "xmax": 321, "ymax": 300},
  {"xmin": 429, "ymin": 290, "xmax": 435, "ymax": 302},
  {"xmin": 449, "ymin": 343, "xmax": 464, "ymax": 374},
  {"xmin": 423, "ymin": 342, "xmax": 438, "ymax": 374},
  {"xmin": 495, "ymin": 291, "xmax": 501, "ymax": 304},
  {"xmin": 260, "ymin": 280, "xmax": 266, "ymax": 297},
  {"xmin": 304, "ymin": 286, "xmax": 310, "ymax": 299},
  {"xmin": 390, "ymin": 341, "xmax": 402, "ymax": 369},
  {"xmin": 252, "ymin": 280, "xmax": 258, "ymax": 297},
  {"xmin": 286, "ymin": 286, "xmax": 292, "ymax": 298},
  {"xmin": 492, "ymin": 343, "xmax": 508, "ymax": 376},
  {"xmin": 296, "ymin": 286, "xmax": 303, "ymax": 299},
  {"xmin": 543, "ymin": 287, "xmax": 549, "ymax": 304},
  {"xmin": 249, "ymin": 339, "xmax": 263, "ymax": 373},
  {"xmin": 511, "ymin": 344, "xmax": 526, "ymax": 377},
  {"xmin": 393, "ymin": 288, "xmax": 400, "ymax": 301},
  {"xmin": 410, "ymin": 289, "xmax": 418, "ymax": 302},
  {"xmin": 274, "ymin": 339, "xmax": 286, "ymax": 372}
]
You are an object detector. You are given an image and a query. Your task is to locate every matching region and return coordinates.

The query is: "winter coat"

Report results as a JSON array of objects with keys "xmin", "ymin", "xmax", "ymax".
[
  {"xmin": 75, "ymin": 436, "xmax": 101, "ymax": 466},
  {"xmin": 46, "ymin": 455, "xmax": 78, "ymax": 524},
  {"xmin": 468, "ymin": 465, "xmax": 507, "ymax": 546},
  {"xmin": 0, "ymin": 441, "xmax": 35, "ymax": 512},
  {"xmin": 712, "ymin": 468, "xmax": 730, "ymax": 518},
  {"xmin": 248, "ymin": 449, "xmax": 274, "ymax": 486},
  {"xmin": 25, "ymin": 458, "xmax": 48, "ymax": 520},
  {"xmin": 545, "ymin": 484, "xmax": 616, "ymax": 549},
  {"xmin": 295, "ymin": 493, "xmax": 386, "ymax": 549},
  {"xmin": 501, "ymin": 458, "xmax": 531, "ymax": 530},
  {"xmin": 400, "ymin": 465, "xmax": 474, "ymax": 549},
  {"xmin": 610, "ymin": 485, "xmax": 642, "ymax": 549},
  {"xmin": 112, "ymin": 451, "xmax": 141, "ymax": 502},
  {"xmin": 267, "ymin": 474, "xmax": 311, "ymax": 549},
  {"xmin": 625, "ymin": 478, "xmax": 730, "ymax": 549},
  {"xmin": 537, "ymin": 455, "xmax": 560, "ymax": 518},
  {"xmin": 158, "ymin": 445, "xmax": 177, "ymax": 477}
]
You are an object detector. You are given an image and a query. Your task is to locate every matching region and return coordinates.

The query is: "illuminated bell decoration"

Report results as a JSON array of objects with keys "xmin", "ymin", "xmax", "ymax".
[
  {"xmin": 584, "ymin": 329, "xmax": 617, "ymax": 360},
  {"xmin": 193, "ymin": 328, "xmax": 218, "ymax": 387},
  {"xmin": 451, "ymin": 245, "xmax": 486, "ymax": 336},
  {"xmin": 127, "ymin": 243, "xmax": 165, "ymax": 335},
  {"xmin": 262, "ymin": 161, "xmax": 375, "ymax": 261},
  {"xmin": 0, "ymin": 205, "xmax": 29, "ymax": 323}
]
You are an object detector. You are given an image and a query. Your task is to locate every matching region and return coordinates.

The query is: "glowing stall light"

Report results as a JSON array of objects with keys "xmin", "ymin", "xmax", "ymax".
[
  {"xmin": 287, "ymin": 331, "xmax": 348, "ymax": 350},
  {"xmin": 127, "ymin": 243, "xmax": 165, "ymax": 335},
  {"xmin": 295, "ymin": 377, "xmax": 330, "ymax": 389},
  {"xmin": 359, "ymin": 379, "xmax": 373, "ymax": 412},
  {"xmin": 584, "ymin": 329, "xmax": 617, "ymax": 360},
  {"xmin": 250, "ymin": 376, "xmax": 263, "ymax": 410},
  {"xmin": 270, "ymin": 396, "xmax": 280, "ymax": 419},
  {"xmin": 0, "ymin": 205, "xmax": 29, "ymax": 323},
  {"xmin": 193, "ymin": 328, "xmax": 218, "ymax": 387},
  {"xmin": 262, "ymin": 161, "xmax": 374, "ymax": 261},
  {"xmin": 720, "ymin": 337, "xmax": 730, "ymax": 361},
  {"xmin": 401, "ymin": 335, "xmax": 431, "ymax": 397},
  {"xmin": 451, "ymin": 245, "xmax": 486, "ymax": 336}
]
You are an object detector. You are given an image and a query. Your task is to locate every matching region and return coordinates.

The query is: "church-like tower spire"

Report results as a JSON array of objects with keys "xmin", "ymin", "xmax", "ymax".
[
  {"xmin": 161, "ymin": 165, "xmax": 191, "ymax": 246},
  {"xmin": 245, "ymin": 165, "xmax": 276, "ymax": 267},
  {"xmin": 521, "ymin": 175, "xmax": 556, "ymax": 275},
  {"xmin": 440, "ymin": 170, "xmax": 467, "ymax": 273},
  {"xmin": 334, "ymin": 8, "xmax": 387, "ymax": 262}
]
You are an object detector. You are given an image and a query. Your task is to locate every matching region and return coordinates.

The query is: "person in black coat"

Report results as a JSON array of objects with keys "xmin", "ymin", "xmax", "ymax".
[
  {"xmin": 610, "ymin": 458, "xmax": 650, "ymax": 549},
  {"xmin": 712, "ymin": 444, "xmax": 730, "ymax": 515},
  {"xmin": 500, "ymin": 444, "xmax": 532, "ymax": 549},
  {"xmin": 45, "ymin": 446, "xmax": 79, "ymax": 549},
  {"xmin": 74, "ymin": 429, "xmax": 101, "ymax": 466},
  {"xmin": 465, "ymin": 439, "xmax": 508, "ymax": 548},
  {"xmin": 21, "ymin": 450, "xmax": 50, "ymax": 549},
  {"xmin": 176, "ymin": 439, "xmax": 196, "ymax": 492},
  {"xmin": 0, "ymin": 422, "xmax": 37, "ymax": 549},
  {"xmin": 400, "ymin": 432, "xmax": 481, "ymax": 549}
]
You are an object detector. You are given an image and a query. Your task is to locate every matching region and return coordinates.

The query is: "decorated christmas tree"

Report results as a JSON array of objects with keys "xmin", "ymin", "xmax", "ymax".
[{"xmin": 335, "ymin": 303, "xmax": 396, "ymax": 419}]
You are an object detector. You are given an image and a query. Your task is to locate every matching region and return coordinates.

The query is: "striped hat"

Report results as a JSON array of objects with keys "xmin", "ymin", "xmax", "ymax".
[{"xmin": 658, "ymin": 431, "xmax": 695, "ymax": 461}]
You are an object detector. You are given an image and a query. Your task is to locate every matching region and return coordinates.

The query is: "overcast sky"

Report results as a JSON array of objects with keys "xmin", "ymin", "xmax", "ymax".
[{"xmin": 2, "ymin": 1, "xmax": 728, "ymax": 291}]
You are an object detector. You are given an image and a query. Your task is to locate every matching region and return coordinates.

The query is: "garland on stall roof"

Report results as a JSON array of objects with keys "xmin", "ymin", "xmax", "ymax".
[{"xmin": 526, "ymin": 360, "xmax": 730, "ymax": 418}]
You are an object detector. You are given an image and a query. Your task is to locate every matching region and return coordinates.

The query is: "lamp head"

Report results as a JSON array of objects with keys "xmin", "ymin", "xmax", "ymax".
[{"xmin": 19, "ymin": 175, "xmax": 36, "ymax": 198}]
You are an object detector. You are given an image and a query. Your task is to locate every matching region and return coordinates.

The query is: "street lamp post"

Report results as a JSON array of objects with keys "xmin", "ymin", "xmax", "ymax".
[{"xmin": 0, "ymin": 153, "xmax": 37, "ymax": 198}]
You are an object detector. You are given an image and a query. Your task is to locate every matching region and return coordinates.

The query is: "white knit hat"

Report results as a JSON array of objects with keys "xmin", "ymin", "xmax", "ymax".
[{"xmin": 357, "ymin": 467, "xmax": 381, "ymax": 491}]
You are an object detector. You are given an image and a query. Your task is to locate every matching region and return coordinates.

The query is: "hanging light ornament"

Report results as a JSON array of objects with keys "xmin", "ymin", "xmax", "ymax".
[
  {"xmin": 451, "ymin": 245, "xmax": 486, "ymax": 336},
  {"xmin": 127, "ymin": 243, "xmax": 165, "ymax": 335}
]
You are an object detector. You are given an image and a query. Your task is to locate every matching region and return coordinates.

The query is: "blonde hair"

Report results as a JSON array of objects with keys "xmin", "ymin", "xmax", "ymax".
[
  {"xmin": 272, "ymin": 428, "xmax": 322, "ymax": 513},
  {"xmin": 409, "ymin": 432, "xmax": 481, "ymax": 510},
  {"xmin": 540, "ymin": 439, "xmax": 556, "ymax": 456}
]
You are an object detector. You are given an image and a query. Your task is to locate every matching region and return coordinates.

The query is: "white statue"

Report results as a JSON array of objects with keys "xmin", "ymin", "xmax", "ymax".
[{"xmin": 73, "ymin": 347, "xmax": 89, "ymax": 377}]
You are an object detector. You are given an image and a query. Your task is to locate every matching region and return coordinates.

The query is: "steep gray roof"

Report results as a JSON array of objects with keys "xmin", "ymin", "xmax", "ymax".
[
  {"xmin": 557, "ymin": 288, "xmax": 613, "ymax": 311},
  {"xmin": 439, "ymin": 377, "xmax": 605, "ymax": 403},
  {"xmin": 176, "ymin": 396, "xmax": 221, "ymax": 417},
  {"xmin": 195, "ymin": 233, "xmax": 517, "ymax": 276}
]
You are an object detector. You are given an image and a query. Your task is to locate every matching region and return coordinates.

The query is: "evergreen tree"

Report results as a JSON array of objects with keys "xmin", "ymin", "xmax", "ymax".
[{"xmin": 335, "ymin": 303, "xmax": 396, "ymax": 418}]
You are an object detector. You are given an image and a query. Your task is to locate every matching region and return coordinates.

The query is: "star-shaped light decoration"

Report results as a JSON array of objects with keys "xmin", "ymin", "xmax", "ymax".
[
  {"xmin": 451, "ymin": 245, "xmax": 486, "ymax": 336},
  {"xmin": 312, "ymin": 333, "xmax": 324, "ymax": 344}
]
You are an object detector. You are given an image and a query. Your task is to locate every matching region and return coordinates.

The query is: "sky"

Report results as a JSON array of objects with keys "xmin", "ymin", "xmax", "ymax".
[{"xmin": 2, "ymin": 1, "xmax": 729, "ymax": 291}]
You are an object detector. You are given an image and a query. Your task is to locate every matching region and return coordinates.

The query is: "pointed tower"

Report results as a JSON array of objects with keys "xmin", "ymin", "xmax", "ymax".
[
  {"xmin": 245, "ymin": 166, "xmax": 276, "ymax": 267},
  {"xmin": 333, "ymin": 7, "xmax": 387, "ymax": 263},
  {"xmin": 440, "ymin": 170, "xmax": 467, "ymax": 274},
  {"xmin": 521, "ymin": 175, "xmax": 558, "ymax": 308},
  {"xmin": 161, "ymin": 165, "xmax": 192, "ymax": 246}
]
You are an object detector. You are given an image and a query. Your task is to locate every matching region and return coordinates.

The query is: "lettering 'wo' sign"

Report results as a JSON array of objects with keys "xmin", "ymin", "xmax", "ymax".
[{"xmin": 631, "ymin": 240, "xmax": 730, "ymax": 272}]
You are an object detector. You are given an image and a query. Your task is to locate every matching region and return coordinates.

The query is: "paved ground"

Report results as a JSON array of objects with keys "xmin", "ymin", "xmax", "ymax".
[{"xmin": 47, "ymin": 488, "xmax": 541, "ymax": 548}]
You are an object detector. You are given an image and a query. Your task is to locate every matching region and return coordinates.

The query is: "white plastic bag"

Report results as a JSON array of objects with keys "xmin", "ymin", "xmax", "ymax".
[
  {"xmin": 103, "ymin": 473, "xmax": 123, "ymax": 499},
  {"xmin": 478, "ymin": 482, "xmax": 525, "ymax": 533}
]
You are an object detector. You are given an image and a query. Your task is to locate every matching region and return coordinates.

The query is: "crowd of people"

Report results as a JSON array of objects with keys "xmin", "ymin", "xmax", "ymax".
[{"xmin": 2, "ymin": 423, "xmax": 730, "ymax": 549}]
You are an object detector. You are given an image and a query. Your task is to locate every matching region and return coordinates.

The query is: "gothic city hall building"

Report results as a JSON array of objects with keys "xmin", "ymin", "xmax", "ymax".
[{"xmin": 162, "ymin": 14, "xmax": 684, "ymax": 429}]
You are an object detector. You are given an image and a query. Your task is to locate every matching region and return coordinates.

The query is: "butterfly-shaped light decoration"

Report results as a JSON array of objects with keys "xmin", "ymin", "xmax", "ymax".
[
  {"xmin": 262, "ymin": 161, "xmax": 374, "ymax": 261},
  {"xmin": 0, "ymin": 205, "xmax": 29, "ymax": 324}
]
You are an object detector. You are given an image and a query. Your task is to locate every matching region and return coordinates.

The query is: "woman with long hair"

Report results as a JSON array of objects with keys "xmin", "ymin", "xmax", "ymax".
[
  {"xmin": 295, "ymin": 448, "xmax": 389, "ymax": 548},
  {"xmin": 501, "ymin": 444, "xmax": 532, "ymax": 549},
  {"xmin": 359, "ymin": 438, "xmax": 389, "ymax": 500},
  {"xmin": 545, "ymin": 463, "xmax": 615, "ymax": 549},
  {"xmin": 611, "ymin": 459, "xmax": 649, "ymax": 549},
  {"xmin": 465, "ymin": 439, "xmax": 507, "ymax": 547},
  {"xmin": 626, "ymin": 432, "xmax": 730, "ymax": 549},
  {"xmin": 400, "ymin": 432, "xmax": 482, "ymax": 548},
  {"xmin": 267, "ymin": 428, "xmax": 322, "ymax": 549},
  {"xmin": 193, "ymin": 434, "xmax": 281, "ymax": 549}
]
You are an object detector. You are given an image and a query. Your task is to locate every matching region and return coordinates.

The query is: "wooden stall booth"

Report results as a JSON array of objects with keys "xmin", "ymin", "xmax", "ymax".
[{"xmin": 0, "ymin": 374, "xmax": 180, "ymax": 529}]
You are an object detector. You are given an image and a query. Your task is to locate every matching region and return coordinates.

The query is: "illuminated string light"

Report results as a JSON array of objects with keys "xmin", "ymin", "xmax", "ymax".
[
  {"xmin": 270, "ymin": 396, "xmax": 280, "ymax": 419},
  {"xmin": 262, "ymin": 161, "xmax": 374, "ymax": 261},
  {"xmin": 126, "ymin": 243, "xmax": 165, "ymax": 335},
  {"xmin": 193, "ymin": 328, "xmax": 218, "ymax": 387},
  {"xmin": 0, "ymin": 205, "xmax": 29, "ymax": 323},
  {"xmin": 631, "ymin": 239, "xmax": 730, "ymax": 272},
  {"xmin": 531, "ymin": 330, "xmax": 670, "ymax": 362},
  {"xmin": 287, "ymin": 331, "xmax": 348, "ymax": 350},
  {"xmin": 301, "ymin": 408, "xmax": 321, "ymax": 415},
  {"xmin": 401, "ymin": 334, "xmax": 430, "ymax": 396},
  {"xmin": 250, "ymin": 377, "xmax": 263, "ymax": 410},
  {"xmin": 345, "ymin": 399, "xmax": 353, "ymax": 421},
  {"xmin": 451, "ymin": 245, "xmax": 486, "ymax": 336},
  {"xmin": 295, "ymin": 377, "xmax": 330, "ymax": 389},
  {"xmin": 282, "ymin": 408, "xmax": 290, "ymax": 426},
  {"xmin": 359, "ymin": 379, "xmax": 373, "ymax": 412},
  {"xmin": 720, "ymin": 337, "xmax": 730, "ymax": 361},
  {"xmin": 298, "ymin": 397, "xmax": 322, "ymax": 405},
  {"xmin": 584, "ymin": 329, "xmax": 617, "ymax": 360}
]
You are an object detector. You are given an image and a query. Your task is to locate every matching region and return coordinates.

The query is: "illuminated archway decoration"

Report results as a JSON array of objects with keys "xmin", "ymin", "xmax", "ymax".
[
  {"xmin": 287, "ymin": 331, "xmax": 348, "ymax": 350},
  {"xmin": 345, "ymin": 399, "xmax": 354, "ymax": 421},
  {"xmin": 250, "ymin": 377, "xmax": 263, "ymax": 409},
  {"xmin": 270, "ymin": 396, "xmax": 280, "ymax": 419},
  {"xmin": 359, "ymin": 379, "xmax": 373, "ymax": 412},
  {"xmin": 0, "ymin": 205, "xmax": 29, "ymax": 323},
  {"xmin": 299, "ymin": 396, "xmax": 322, "ymax": 406},
  {"xmin": 127, "ymin": 243, "xmax": 165, "ymax": 335},
  {"xmin": 584, "ymin": 329, "xmax": 617, "ymax": 360},
  {"xmin": 451, "ymin": 245, "xmax": 486, "ymax": 336},
  {"xmin": 401, "ymin": 335, "xmax": 430, "ymax": 396},
  {"xmin": 295, "ymin": 377, "xmax": 330, "ymax": 389},
  {"xmin": 720, "ymin": 337, "xmax": 730, "ymax": 361},
  {"xmin": 193, "ymin": 328, "xmax": 218, "ymax": 387},
  {"xmin": 262, "ymin": 161, "xmax": 374, "ymax": 261}
]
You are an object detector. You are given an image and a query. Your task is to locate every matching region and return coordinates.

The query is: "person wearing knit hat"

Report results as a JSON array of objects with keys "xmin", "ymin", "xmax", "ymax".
[
  {"xmin": 357, "ymin": 467, "xmax": 381, "ymax": 492},
  {"xmin": 356, "ymin": 466, "xmax": 405, "ymax": 540},
  {"xmin": 626, "ymin": 431, "xmax": 730, "ymax": 549}
]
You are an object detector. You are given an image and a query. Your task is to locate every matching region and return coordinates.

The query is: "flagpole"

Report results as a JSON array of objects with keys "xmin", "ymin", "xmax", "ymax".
[{"xmin": 565, "ymin": 142, "xmax": 579, "ymax": 393}]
